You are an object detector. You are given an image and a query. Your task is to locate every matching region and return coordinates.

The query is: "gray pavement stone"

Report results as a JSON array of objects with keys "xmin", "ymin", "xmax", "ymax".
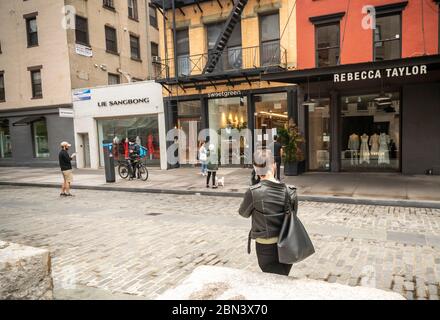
[
  {"xmin": 387, "ymin": 231, "xmax": 427, "ymax": 246},
  {"xmin": 426, "ymin": 235, "xmax": 440, "ymax": 248}
]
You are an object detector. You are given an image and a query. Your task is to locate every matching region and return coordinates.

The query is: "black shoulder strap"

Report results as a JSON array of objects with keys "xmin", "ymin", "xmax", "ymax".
[{"xmin": 284, "ymin": 184, "xmax": 292, "ymax": 214}]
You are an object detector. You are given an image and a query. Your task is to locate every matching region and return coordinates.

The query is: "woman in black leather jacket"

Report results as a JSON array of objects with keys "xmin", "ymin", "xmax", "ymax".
[{"xmin": 239, "ymin": 149, "xmax": 297, "ymax": 276}]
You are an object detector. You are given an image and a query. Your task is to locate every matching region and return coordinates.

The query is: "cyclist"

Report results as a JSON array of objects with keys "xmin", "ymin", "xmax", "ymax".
[{"xmin": 128, "ymin": 139, "xmax": 141, "ymax": 179}]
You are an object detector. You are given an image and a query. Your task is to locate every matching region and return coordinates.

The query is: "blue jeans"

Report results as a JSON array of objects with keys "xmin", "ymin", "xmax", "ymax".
[{"xmin": 201, "ymin": 161, "xmax": 207, "ymax": 173}]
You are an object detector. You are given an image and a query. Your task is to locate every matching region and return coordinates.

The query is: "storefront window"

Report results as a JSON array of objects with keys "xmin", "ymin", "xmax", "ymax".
[
  {"xmin": 177, "ymin": 100, "xmax": 201, "ymax": 161},
  {"xmin": 308, "ymin": 99, "xmax": 330, "ymax": 171},
  {"xmin": 97, "ymin": 115, "xmax": 160, "ymax": 167},
  {"xmin": 341, "ymin": 92, "xmax": 400, "ymax": 171},
  {"xmin": 33, "ymin": 119, "xmax": 49, "ymax": 158},
  {"xmin": 208, "ymin": 96, "xmax": 248, "ymax": 164},
  {"xmin": 0, "ymin": 119, "xmax": 12, "ymax": 158}
]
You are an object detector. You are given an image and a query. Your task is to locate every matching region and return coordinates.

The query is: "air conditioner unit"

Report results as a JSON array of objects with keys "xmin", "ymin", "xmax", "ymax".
[{"xmin": 152, "ymin": 56, "xmax": 161, "ymax": 63}]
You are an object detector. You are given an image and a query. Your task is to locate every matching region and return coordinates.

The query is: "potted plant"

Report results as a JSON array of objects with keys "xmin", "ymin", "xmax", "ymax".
[{"xmin": 278, "ymin": 119, "xmax": 305, "ymax": 176}]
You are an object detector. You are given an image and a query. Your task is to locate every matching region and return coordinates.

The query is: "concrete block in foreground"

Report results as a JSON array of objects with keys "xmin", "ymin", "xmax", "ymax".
[
  {"xmin": 0, "ymin": 241, "xmax": 53, "ymax": 300},
  {"xmin": 157, "ymin": 266, "xmax": 404, "ymax": 300}
]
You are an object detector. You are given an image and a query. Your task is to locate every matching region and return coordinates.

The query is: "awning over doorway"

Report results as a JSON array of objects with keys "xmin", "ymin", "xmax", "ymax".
[{"xmin": 12, "ymin": 116, "xmax": 44, "ymax": 126}]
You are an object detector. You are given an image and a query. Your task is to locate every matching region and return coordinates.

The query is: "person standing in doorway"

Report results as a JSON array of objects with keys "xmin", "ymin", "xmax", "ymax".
[
  {"xmin": 173, "ymin": 136, "xmax": 180, "ymax": 168},
  {"xmin": 59, "ymin": 141, "xmax": 76, "ymax": 197},
  {"xmin": 239, "ymin": 149, "xmax": 296, "ymax": 276},
  {"xmin": 271, "ymin": 135, "xmax": 283, "ymax": 181},
  {"xmin": 206, "ymin": 138, "xmax": 218, "ymax": 189},
  {"xmin": 199, "ymin": 140, "xmax": 208, "ymax": 176}
]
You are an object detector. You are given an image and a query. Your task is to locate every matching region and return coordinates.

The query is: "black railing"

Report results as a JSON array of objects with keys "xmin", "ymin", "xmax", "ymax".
[
  {"xmin": 154, "ymin": 42, "xmax": 287, "ymax": 80},
  {"xmin": 152, "ymin": 0, "xmax": 212, "ymax": 10}
]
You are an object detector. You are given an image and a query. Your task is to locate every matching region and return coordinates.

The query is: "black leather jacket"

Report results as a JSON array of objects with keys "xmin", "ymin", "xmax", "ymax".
[{"xmin": 239, "ymin": 180, "xmax": 298, "ymax": 251}]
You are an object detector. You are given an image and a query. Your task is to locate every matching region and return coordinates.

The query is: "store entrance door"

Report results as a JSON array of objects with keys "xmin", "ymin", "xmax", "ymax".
[
  {"xmin": 307, "ymin": 99, "xmax": 331, "ymax": 171},
  {"xmin": 178, "ymin": 117, "xmax": 201, "ymax": 163},
  {"xmin": 254, "ymin": 92, "xmax": 288, "ymax": 149},
  {"xmin": 80, "ymin": 133, "xmax": 91, "ymax": 168}
]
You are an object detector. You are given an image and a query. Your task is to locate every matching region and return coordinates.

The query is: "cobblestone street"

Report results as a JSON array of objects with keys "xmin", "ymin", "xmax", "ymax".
[{"xmin": 1, "ymin": 186, "xmax": 440, "ymax": 300}]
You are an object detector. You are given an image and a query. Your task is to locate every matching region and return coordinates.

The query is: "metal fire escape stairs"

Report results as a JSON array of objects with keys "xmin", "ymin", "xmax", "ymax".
[{"xmin": 202, "ymin": 0, "xmax": 248, "ymax": 74}]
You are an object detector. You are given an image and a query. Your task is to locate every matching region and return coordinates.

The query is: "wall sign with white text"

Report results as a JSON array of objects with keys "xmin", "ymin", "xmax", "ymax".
[
  {"xmin": 207, "ymin": 90, "xmax": 242, "ymax": 98},
  {"xmin": 333, "ymin": 65, "xmax": 427, "ymax": 83},
  {"xmin": 75, "ymin": 44, "xmax": 93, "ymax": 57}
]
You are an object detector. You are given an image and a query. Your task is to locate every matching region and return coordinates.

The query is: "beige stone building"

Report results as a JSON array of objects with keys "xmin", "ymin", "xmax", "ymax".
[
  {"xmin": 0, "ymin": 0, "xmax": 160, "ymax": 166},
  {"xmin": 151, "ymin": 0, "xmax": 297, "ymax": 167}
]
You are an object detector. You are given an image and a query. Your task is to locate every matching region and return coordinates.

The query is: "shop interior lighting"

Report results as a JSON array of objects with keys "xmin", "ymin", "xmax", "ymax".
[{"xmin": 258, "ymin": 111, "xmax": 288, "ymax": 119}]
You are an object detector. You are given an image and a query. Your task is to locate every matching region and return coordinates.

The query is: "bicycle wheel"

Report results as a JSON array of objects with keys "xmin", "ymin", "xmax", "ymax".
[
  {"xmin": 138, "ymin": 165, "xmax": 149, "ymax": 181},
  {"xmin": 118, "ymin": 164, "xmax": 130, "ymax": 179}
]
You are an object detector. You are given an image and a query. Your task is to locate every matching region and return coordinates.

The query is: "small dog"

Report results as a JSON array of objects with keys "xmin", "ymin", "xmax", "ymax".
[{"xmin": 215, "ymin": 176, "xmax": 225, "ymax": 187}]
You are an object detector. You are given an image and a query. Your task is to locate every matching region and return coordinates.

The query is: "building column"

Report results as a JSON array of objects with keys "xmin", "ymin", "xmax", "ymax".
[
  {"xmin": 287, "ymin": 86, "xmax": 298, "ymax": 124},
  {"xmin": 158, "ymin": 111, "xmax": 168, "ymax": 170},
  {"xmin": 163, "ymin": 99, "xmax": 176, "ymax": 169},
  {"xmin": 330, "ymin": 90, "xmax": 340, "ymax": 172},
  {"xmin": 247, "ymin": 92, "xmax": 255, "ymax": 153},
  {"xmin": 201, "ymin": 96, "xmax": 208, "ymax": 130}
]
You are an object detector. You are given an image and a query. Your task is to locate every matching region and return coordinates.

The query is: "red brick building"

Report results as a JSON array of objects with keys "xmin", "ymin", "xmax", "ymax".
[
  {"xmin": 263, "ymin": 0, "xmax": 440, "ymax": 175},
  {"xmin": 296, "ymin": 0, "xmax": 439, "ymax": 69}
]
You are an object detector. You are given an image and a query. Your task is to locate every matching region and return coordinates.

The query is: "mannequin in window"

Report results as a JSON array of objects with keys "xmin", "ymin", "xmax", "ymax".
[
  {"xmin": 369, "ymin": 133, "xmax": 380, "ymax": 159},
  {"xmin": 378, "ymin": 132, "xmax": 390, "ymax": 165},
  {"xmin": 113, "ymin": 136, "xmax": 120, "ymax": 158},
  {"xmin": 359, "ymin": 133, "xmax": 370, "ymax": 164},
  {"xmin": 348, "ymin": 133, "xmax": 360, "ymax": 165},
  {"xmin": 147, "ymin": 132, "xmax": 155, "ymax": 160},
  {"xmin": 124, "ymin": 137, "xmax": 129, "ymax": 160}
]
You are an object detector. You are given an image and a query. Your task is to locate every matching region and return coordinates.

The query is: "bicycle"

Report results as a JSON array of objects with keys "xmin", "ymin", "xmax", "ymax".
[{"xmin": 117, "ymin": 158, "xmax": 149, "ymax": 181}]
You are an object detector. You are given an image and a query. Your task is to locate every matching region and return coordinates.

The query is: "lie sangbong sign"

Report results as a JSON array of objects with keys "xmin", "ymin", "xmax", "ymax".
[
  {"xmin": 97, "ymin": 97, "xmax": 150, "ymax": 107},
  {"xmin": 334, "ymin": 64, "xmax": 427, "ymax": 83}
]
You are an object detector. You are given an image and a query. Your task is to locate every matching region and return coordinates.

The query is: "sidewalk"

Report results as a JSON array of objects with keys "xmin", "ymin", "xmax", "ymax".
[{"xmin": 0, "ymin": 166, "xmax": 440, "ymax": 208}]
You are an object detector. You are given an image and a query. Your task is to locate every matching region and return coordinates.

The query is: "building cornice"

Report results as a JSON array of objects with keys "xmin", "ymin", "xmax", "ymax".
[
  {"xmin": 375, "ymin": 1, "xmax": 408, "ymax": 15},
  {"xmin": 309, "ymin": 12, "xmax": 345, "ymax": 25}
]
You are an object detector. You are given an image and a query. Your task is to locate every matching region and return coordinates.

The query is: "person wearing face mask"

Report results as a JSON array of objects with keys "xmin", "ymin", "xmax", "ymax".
[
  {"xmin": 239, "ymin": 148, "xmax": 297, "ymax": 276},
  {"xmin": 59, "ymin": 141, "xmax": 76, "ymax": 197},
  {"xmin": 128, "ymin": 138, "xmax": 141, "ymax": 179}
]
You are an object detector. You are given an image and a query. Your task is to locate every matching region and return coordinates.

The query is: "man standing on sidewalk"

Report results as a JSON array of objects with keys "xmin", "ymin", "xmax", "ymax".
[
  {"xmin": 271, "ymin": 135, "xmax": 283, "ymax": 181},
  {"xmin": 59, "ymin": 141, "xmax": 76, "ymax": 197}
]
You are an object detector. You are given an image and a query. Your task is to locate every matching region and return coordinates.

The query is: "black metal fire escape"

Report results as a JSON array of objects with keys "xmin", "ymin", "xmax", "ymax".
[{"xmin": 202, "ymin": 0, "xmax": 248, "ymax": 74}]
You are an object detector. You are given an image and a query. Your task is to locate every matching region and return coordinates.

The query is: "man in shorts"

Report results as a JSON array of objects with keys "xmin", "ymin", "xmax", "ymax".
[{"xmin": 59, "ymin": 141, "xmax": 76, "ymax": 196}]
